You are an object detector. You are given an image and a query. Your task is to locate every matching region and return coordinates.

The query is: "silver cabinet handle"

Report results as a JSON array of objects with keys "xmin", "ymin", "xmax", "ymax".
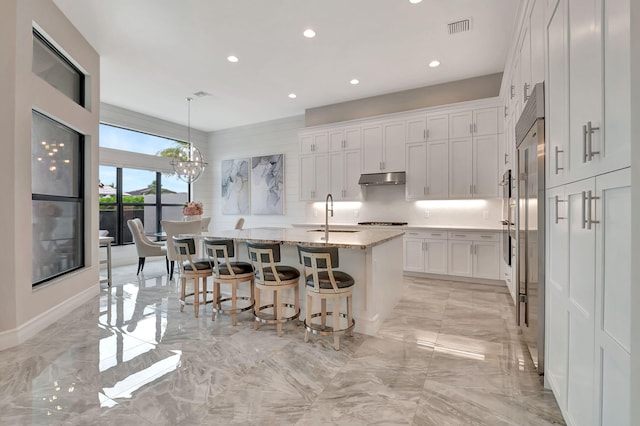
[
  {"xmin": 379, "ymin": 161, "xmax": 383, "ymax": 170},
  {"xmin": 432, "ymin": 233, "xmax": 441, "ymax": 236},
  {"xmin": 480, "ymin": 235, "xmax": 492, "ymax": 238},
  {"xmin": 424, "ymin": 129, "xmax": 428, "ymax": 139},
  {"xmin": 510, "ymin": 85, "xmax": 515, "ymax": 99},
  {"xmin": 469, "ymin": 123, "xmax": 473, "ymax": 134},
  {"xmin": 470, "ymin": 244, "xmax": 473, "ymax": 255},
  {"xmin": 555, "ymin": 195, "xmax": 567, "ymax": 224},
  {"xmin": 504, "ymin": 152, "xmax": 508, "ymax": 165},
  {"xmin": 424, "ymin": 241, "xmax": 428, "ymax": 252},
  {"xmin": 581, "ymin": 191, "xmax": 587, "ymax": 228},
  {"xmin": 523, "ymin": 83, "xmax": 530, "ymax": 102},
  {"xmin": 586, "ymin": 190, "xmax": 600, "ymax": 229},
  {"xmin": 582, "ymin": 125, "xmax": 588, "ymax": 163},
  {"xmin": 504, "ymin": 105, "xmax": 508, "ymax": 118},
  {"xmin": 426, "ymin": 186, "xmax": 430, "ymax": 195},
  {"xmin": 587, "ymin": 121, "xmax": 600, "ymax": 161},
  {"xmin": 454, "ymin": 234, "xmax": 466, "ymax": 237},
  {"xmin": 555, "ymin": 146, "xmax": 564, "ymax": 174}
]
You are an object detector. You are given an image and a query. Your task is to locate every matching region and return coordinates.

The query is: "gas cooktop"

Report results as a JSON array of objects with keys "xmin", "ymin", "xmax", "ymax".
[{"xmin": 357, "ymin": 221, "xmax": 408, "ymax": 226}]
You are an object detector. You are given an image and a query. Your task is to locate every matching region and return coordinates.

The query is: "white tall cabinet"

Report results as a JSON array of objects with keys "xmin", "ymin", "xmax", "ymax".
[{"xmin": 503, "ymin": 0, "xmax": 633, "ymax": 424}]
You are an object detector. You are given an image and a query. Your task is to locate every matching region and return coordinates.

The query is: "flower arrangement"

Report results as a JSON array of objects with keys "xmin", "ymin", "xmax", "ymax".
[{"xmin": 183, "ymin": 201, "xmax": 203, "ymax": 216}]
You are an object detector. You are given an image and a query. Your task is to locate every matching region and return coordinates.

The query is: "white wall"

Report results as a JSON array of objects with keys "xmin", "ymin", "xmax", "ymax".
[
  {"xmin": 0, "ymin": 0, "xmax": 100, "ymax": 350},
  {"xmin": 208, "ymin": 115, "xmax": 502, "ymax": 231}
]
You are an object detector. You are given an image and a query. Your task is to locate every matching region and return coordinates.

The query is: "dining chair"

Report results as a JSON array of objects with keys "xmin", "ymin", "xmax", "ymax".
[
  {"xmin": 161, "ymin": 219, "xmax": 202, "ymax": 280},
  {"xmin": 127, "ymin": 219, "xmax": 168, "ymax": 275}
]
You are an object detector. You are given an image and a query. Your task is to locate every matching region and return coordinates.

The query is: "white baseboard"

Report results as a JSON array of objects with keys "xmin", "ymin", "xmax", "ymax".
[{"xmin": 0, "ymin": 285, "xmax": 99, "ymax": 351}]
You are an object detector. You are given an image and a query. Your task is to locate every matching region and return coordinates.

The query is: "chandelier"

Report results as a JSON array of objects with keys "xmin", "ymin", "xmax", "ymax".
[{"xmin": 170, "ymin": 97, "xmax": 207, "ymax": 183}]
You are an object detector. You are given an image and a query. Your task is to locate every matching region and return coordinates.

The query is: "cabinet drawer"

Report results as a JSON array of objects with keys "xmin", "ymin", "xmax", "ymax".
[
  {"xmin": 474, "ymin": 233, "xmax": 499, "ymax": 242},
  {"xmin": 448, "ymin": 232, "xmax": 475, "ymax": 241},
  {"xmin": 404, "ymin": 230, "xmax": 447, "ymax": 240}
]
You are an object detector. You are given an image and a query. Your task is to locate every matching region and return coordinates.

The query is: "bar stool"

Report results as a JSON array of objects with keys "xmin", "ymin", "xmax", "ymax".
[
  {"xmin": 247, "ymin": 242, "xmax": 300, "ymax": 336},
  {"xmin": 173, "ymin": 237, "xmax": 212, "ymax": 317},
  {"xmin": 297, "ymin": 245, "xmax": 355, "ymax": 350},
  {"xmin": 203, "ymin": 238, "xmax": 255, "ymax": 325}
]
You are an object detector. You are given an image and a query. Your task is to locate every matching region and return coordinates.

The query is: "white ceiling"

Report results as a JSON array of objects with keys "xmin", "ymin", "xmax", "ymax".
[{"xmin": 52, "ymin": 0, "xmax": 519, "ymax": 132}]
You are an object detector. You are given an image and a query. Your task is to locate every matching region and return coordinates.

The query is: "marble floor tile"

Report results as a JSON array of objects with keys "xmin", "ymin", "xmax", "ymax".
[{"xmin": 0, "ymin": 258, "xmax": 564, "ymax": 425}]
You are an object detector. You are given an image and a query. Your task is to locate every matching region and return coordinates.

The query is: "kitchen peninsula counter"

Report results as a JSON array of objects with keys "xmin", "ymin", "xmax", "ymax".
[{"xmin": 202, "ymin": 227, "xmax": 404, "ymax": 336}]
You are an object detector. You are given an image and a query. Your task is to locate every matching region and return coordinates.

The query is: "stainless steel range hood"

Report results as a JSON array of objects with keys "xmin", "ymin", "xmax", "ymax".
[{"xmin": 358, "ymin": 172, "xmax": 406, "ymax": 186}]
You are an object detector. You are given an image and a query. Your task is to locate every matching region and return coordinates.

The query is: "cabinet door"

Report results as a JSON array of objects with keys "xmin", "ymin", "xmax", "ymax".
[
  {"xmin": 565, "ymin": 178, "xmax": 596, "ymax": 426},
  {"xmin": 473, "ymin": 241, "xmax": 500, "ymax": 279},
  {"xmin": 448, "ymin": 240, "xmax": 473, "ymax": 277},
  {"xmin": 344, "ymin": 127, "xmax": 361, "ymax": 151},
  {"xmin": 568, "ymin": 0, "xmax": 602, "ymax": 183},
  {"xmin": 300, "ymin": 134, "xmax": 314, "ymax": 155},
  {"xmin": 299, "ymin": 155, "xmax": 317, "ymax": 200},
  {"xmin": 328, "ymin": 129, "xmax": 345, "ymax": 152},
  {"xmin": 449, "ymin": 111, "xmax": 473, "ymax": 139},
  {"xmin": 406, "ymin": 116, "xmax": 427, "ymax": 143},
  {"xmin": 343, "ymin": 150, "xmax": 362, "ymax": 200},
  {"xmin": 472, "ymin": 108, "xmax": 498, "ymax": 136},
  {"xmin": 426, "ymin": 114, "xmax": 449, "ymax": 141},
  {"xmin": 383, "ymin": 121, "xmax": 406, "ymax": 172},
  {"xmin": 329, "ymin": 151, "xmax": 344, "ymax": 199},
  {"xmin": 546, "ymin": 0, "xmax": 568, "ymax": 188},
  {"xmin": 425, "ymin": 239, "xmax": 447, "ymax": 275},
  {"xmin": 593, "ymin": 168, "xmax": 630, "ymax": 426},
  {"xmin": 546, "ymin": 185, "xmax": 569, "ymax": 411},
  {"xmin": 600, "ymin": 0, "xmax": 631, "ymax": 175},
  {"xmin": 403, "ymin": 237, "xmax": 425, "ymax": 272},
  {"xmin": 426, "ymin": 140, "xmax": 448, "ymax": 199},
  {"xmin": 519, "ymin": 24, "xmax": 532, "ymax": 108},
  {"xmin": 330, "ymin": 127, "xmax": 361, "ymax": 151},
  {"xmin": 405, "ymin": 143, "xmax": 427, "ymax": 200},
  {"xmin": 473, "ymin": 134, "xmax": 499, "ymax": 198},
  {"xmin": 530, "ymin": 0, "xmax": 545, "ymax": 85},
  {"xmin": 362, "ymin": 124, "xmax": 383, "ymax": 174},
  {"xmin": 301, "ymin": 132, "xmax": 328, "ymax": 154},
  {"xmin": 449, "ymin": 138, "xmax": 473, "ymax": 198}
]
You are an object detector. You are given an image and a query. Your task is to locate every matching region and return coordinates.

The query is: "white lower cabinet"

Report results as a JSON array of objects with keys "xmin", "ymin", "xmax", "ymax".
[
  {"xmin": 448, "ymin": 232, "xmax": 500, "ymax": 280},
  {"xmin": 545, "ymin": 168, "xmax": 630, "ymax": 426},
  {"xmin": 404, "ymin": 230, "xmax": 500, "ymax": 281},
  {"xmin": 403, "ymin": 231, "xmax": 447, "ymax": 274}
]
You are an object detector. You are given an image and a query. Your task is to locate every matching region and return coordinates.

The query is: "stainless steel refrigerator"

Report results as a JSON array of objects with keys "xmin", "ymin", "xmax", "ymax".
[{"xmin": 515, "ymin": 82, "xmax": 545, "ymax": 375}]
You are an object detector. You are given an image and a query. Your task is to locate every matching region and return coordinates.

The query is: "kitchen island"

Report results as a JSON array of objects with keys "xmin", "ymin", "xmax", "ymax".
[{"xmin": 200, "ymin": 227, "xmax": 404, "ymax": 335}]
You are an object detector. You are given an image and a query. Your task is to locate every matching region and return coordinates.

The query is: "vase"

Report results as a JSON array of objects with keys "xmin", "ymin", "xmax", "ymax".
[{"xmin": 184, "ymin": 214, "xmax": 202, "ymax": 221}]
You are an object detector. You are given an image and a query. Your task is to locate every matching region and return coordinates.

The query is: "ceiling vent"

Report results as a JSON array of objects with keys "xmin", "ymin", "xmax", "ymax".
[{"xmin": 448, "ymin": 18, "xmax": 472, "ymax": 35}]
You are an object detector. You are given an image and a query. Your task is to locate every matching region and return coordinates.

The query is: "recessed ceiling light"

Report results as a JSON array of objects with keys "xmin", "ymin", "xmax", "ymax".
[
  {"xmin": 303, "ymin": 29, "xmax": 316, "ymax": 38},
  {"xmin": 227, "ymin": 55, "xmax": 239, "ymax": 63},
  {"xmin": 350, "ymin": 79, "xmax": 360, "ymax": 85},
  {"xmin": 429, "ymin": 60, "xmax": 441, "ymax": 68},
  {"xmin": 409, "ymin": 0, "xmax": 423, "ymax": 3},
  {"xmin": 288, "ymin": 93, "xmax": 297, "ymax": 99}
]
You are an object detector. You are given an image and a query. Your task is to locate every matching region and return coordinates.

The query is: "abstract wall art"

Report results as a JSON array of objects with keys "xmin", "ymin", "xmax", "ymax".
[
  {"xmin": 221, "ymin": 158, "xmax": 250, "ymax": 214},
  {"xmin": 250, "ymin": 154, "xmax": 284, "ymax": 215}
]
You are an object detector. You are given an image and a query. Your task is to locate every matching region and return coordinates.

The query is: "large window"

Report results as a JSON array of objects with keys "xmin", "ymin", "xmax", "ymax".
[
  {"xmin": 99, "ymin": 124, "xmax": 190, "ymax": 245},
  {"xmin": 32, "ymin": 111, "xmax": 84, "ymax": 286}
]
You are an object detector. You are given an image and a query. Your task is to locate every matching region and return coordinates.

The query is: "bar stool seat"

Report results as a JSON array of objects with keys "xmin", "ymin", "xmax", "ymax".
[
  {"xmin": 298, "ymin": 245, "xmax": 355, "ymax": 350},
  {"xmin": 247, "ymin": 242, "xmax": 300, "ymax": 336},
  {"xmin": 173, "ymin": 236, "xmax": 212, "ymax": 318},
  {"xmin": 204, "ymin": 238, "xmax": 255, "ymax": 326}
]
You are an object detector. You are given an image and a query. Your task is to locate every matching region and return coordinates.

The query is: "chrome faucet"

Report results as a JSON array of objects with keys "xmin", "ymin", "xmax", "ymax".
[{"xmin": 324, "ymin": 193, "xmax": 334, "ymax": 241}]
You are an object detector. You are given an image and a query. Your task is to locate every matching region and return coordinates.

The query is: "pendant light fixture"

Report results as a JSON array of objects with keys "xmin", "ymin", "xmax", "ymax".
[{"xmin": 170, "ymin": 97, "xmax": 207, "ymax": 183}]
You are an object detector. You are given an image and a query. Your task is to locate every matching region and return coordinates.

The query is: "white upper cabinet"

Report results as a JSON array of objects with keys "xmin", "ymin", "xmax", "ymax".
[
  {"xmin": 449, "ymin": 111, "xmax": 473, "ymax": 139},
  {"xmin": 567, "ymin": 0, "xmax": 603, "ymax": 182},
  {"xmin": 519, "ymin": 24, "xmax": 532, "ymax": 108},
  {"xmin": 406, "ymin": 115, "xmax": 427, "ymax": 143},
  {"xmin": 330, "ymin": 149, "xmax": 362, "ymax": 201},
  {"xmin": 426, "ymin": 140, "xmax": 449, "ymax": 199},
  {"xmin": 362, "ymin": 120, "xmax": 406, "ymax": 174},
  {"xmin": 299, "ymin": 153, "xmax": 329, "ymax": 201},
  {"xmin": 450, "ymin": 108, "xmax": 498, "ymax": 138},
  {"xmin": 473, "ymin": 135, "xmax": 499, "ymax": 198},
  {"xmin": 473, "ymin": 108, "xmax": 499, "ymax": 136},
  {"xmin": 530, "ymin": 0, "xmax": 545, "ymax": 85},
  {"xmin": 426, "ymin": 113, "xmax": 449, "ymax": 141},
  {"xmin": 300, "ymin": 132, "xmax": 328, "ymax": 155},
  {"xmin": 449, "ymin": 138, "xmax": 473, "ymax": 198},
  {"xmin": 328, "ymin": 126, "xmax": 361, "ymax": 151},
  {"xmin": 405, "ymin": 143, "xmax": 427, "ymax": 200}
]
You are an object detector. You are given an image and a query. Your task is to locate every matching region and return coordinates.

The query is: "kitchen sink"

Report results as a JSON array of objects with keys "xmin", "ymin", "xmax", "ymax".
[{"xmin": 307, "ymin": 229, "xmax": 360, "ymax": 233}]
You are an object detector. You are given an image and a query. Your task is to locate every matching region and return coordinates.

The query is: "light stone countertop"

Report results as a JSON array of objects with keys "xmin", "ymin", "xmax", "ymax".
[
  {"xmin": 292, "ymin": 223, "xmax": 502, "ymax": 232},
  {"xmin": 200, "ymin": 227, "xmax": 404, "ymax": 250}
]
